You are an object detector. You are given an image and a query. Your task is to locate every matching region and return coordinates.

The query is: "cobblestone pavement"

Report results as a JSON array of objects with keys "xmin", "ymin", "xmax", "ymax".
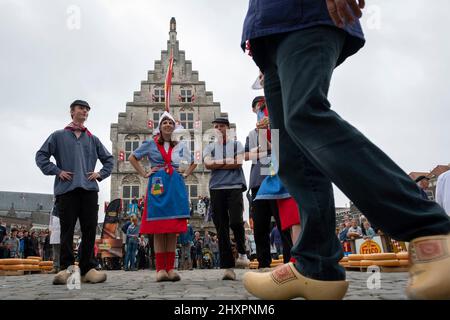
[{"xmin": 0, "ymin": 268, "xmax": 409, "ymax": 300}]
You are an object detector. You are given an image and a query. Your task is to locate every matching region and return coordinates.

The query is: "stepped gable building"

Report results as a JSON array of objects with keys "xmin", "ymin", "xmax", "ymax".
[{"xmin": 110, "ymin": 18, "xmax": 236, "ymax": 234}]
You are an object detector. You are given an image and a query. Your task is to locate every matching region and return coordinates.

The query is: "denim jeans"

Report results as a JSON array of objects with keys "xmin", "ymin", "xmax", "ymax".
[
  {"xmin": 213, "ymin": 252, "xmax": 220, "ymax": 268},
  {"xmin": 180, "ymin": 244, "xmax": 192, "ymax": 268},
  {"xmin": 125, "ymin": 238, "xmax": 138, "ymax": 270},
  {"xmin": 251, "ymin": 26, "xmax": 450, "ymax": 281}
]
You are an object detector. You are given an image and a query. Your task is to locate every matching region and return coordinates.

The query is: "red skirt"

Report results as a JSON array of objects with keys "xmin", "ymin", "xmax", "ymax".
[
  {"xmin": 277, "ymin": 198, "xmax": 300, "ymax": 231},
  {"xmin": 139, "ymin": 190, "xmax": 187, "ymax": 235}
]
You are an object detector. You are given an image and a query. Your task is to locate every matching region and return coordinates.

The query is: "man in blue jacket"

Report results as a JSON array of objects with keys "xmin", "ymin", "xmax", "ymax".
[{"xmin": 241, "ymin": 0, "xmax": 450, "ymax": 300}]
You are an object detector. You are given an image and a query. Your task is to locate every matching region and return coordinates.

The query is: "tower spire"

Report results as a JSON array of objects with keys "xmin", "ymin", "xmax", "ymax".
[{"xmin": 169, "ymin": 17, "xmax": 177, "ymax": 44}]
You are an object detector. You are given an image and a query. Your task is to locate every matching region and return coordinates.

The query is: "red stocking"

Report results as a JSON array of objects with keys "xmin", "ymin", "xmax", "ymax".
[
  {"xmin": 166, "ymin": 252, "xmax": 175, "ymax": 272},
  {"xmin": 155, "ymin": 252, "xmax": 166, "ymax": 272}
]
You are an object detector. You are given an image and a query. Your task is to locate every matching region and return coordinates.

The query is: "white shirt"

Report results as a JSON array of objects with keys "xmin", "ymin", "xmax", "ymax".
[{"xmin": 436, "ymin": 170, "xmax": 450, "ymax": 215}]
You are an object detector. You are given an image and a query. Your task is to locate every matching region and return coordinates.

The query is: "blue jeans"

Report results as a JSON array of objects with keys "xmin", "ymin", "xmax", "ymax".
[
  {"xmin": 213, "ymin": 252, "xmax": 220, "ymax": 268},
  {"xmin": 251, "ymin": 26, "xmax": 450, "ymax": 281},
  {"xmin": 124, "ymin": 238, "xmax": 138, "ymax": 270}
]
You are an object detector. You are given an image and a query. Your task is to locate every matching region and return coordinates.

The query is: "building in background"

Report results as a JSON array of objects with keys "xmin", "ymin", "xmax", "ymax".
[
  {"xmin": 0, "ymin": 191, "xmax": 53, "ymax": 231},
  {"xmin": 110, "ymin": 18, "xmax": 237, "ymax": 234}
]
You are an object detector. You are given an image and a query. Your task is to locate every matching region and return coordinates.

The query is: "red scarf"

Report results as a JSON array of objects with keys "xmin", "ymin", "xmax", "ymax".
[
  {"xmin": 64, "ymin": 122, "xmax": 92, "ymax": 137},
  {"xmin": 154, "ymin": 136, "xmax": 174, "ymax": 175}
]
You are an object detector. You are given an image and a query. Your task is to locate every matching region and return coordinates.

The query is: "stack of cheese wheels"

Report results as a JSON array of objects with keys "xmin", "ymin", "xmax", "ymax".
[
  {"xmin": 39, "ymin": 261, "xmax": 54, "ymax": 272},
  {"xmin": 396, "ymin": 251, "xmax": 410, "ymax": 267},
  {"xmin": 0, "ymin": 258, "xmax": 40, "ymax": 272},
  {"xmin": 339, "ymin": 256, "xmax": 349, "ymax": 267},
  {"xmin": 24, "ymin": 257, "xmax": 41, "ymax": 271},
  {"xmin": 348, "ymin": 254, "xmax": 365, "ymax": 267},
  {"xmin": 269, "ymin": 258, "xmax": 283, "ymax": 268},
  {"xmin": 0, "ymin": 259, "xmax": 26, "ymax": 272},
  {"xmin": 359, "ymin": 253, "xmax": 400, "ymax": 267},
  {"xmin": 249, "ymin": 259, "xmax": 259, "ymax": 269},
  {"xmin": 27, "ymin": 256, "xmax": 42, "ymax": 262}
]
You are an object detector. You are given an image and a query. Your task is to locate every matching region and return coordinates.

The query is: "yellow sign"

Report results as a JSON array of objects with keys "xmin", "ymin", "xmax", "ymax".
[
  {"xmin": 359, "ymin": 240, "xmax": 382, "ymax": 254},
  {"xmin": 99, "ymin": 243, "xmax": 112, "ymax": 250}
]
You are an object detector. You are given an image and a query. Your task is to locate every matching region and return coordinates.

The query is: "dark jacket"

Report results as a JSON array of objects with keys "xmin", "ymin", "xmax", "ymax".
[{"xmin": 241, "ymin": 0, "xmax": 365, "ymax": 66}]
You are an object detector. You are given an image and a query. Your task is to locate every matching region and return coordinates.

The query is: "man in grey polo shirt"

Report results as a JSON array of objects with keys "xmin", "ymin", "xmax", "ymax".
[
  {"xmin": 203, "ymin": 117, "xmax": 249, "ymax": 280},
  {"xmin": 36, "ymin": 100, "xmax": 114, "ymax": 285}
]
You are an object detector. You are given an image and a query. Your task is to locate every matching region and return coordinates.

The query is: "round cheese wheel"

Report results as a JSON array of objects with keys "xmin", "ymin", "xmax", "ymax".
[
  {"xmin": 348, "ymin": 260, "xmax": 361, "ymax": 266},
  {"xmin": 340, "ymin": 257, "xmax": 349, "ymax": 262},
  {"xmin": 0, "ymin": 259, "xmax": 23, "ymax": 265},
  {"xmin": 40, "ymin": 266, "xmax": 54, "ymax": 271},
  {"xmin": 396, "ymin": 252, "xmax": 409, "ymax": 260},
  {"xmin": 363, "ymin": 253, "xmax": 397, "ymax": 260},
  {"xmin": 270, "ymin": 263, "xmax": 282, "ymax": 268},
  {"xmin": 398, "ymin": 259, "xmax": 410, "ymax": 267},
  {"xmin": 22, "ymin": 259, "xmax": 40, "ymax": 265},
  {"xmin": 360, "ymin": 259, "xmax": 400, "ymax": 267},
  {"xmin": 27, "ymin": 256, "xmax": 42, "ymax": 261},
  {"xmin": 348, "ymin": 254, "xmax": 364, "ymax": 261},
  {"xmin": 39, "ymin": 261, "xmax": 54, "ymax": 267},
  {"xmin": 278, "ymin": 255, "xmax": 283, "ymax": 260},
  {"xmin": 23, "ymin": 265, "xmax": 41, "ymax": 271},
  {"xmin": 0, "ymin": 264, "xmax": 26, "ymax": 271}
]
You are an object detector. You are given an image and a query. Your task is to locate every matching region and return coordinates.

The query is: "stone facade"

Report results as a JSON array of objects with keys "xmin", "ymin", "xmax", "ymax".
[
  {"xmin": 0, "ymin": 191, "xmax": 53, "ymax": 231},
  {"xmin": 110, "ymin": 18, "xmax": 234, "ymax": 234}
]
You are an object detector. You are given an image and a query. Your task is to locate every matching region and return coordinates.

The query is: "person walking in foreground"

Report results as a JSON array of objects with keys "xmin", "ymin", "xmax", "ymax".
[
  {"xmin": 241, "ymin": 0, "xmax": 450, "ymax": 300},
  {"xmin": 36, "ymin": 99, "xmax": 113, "ymax": 285},
  {"xmin": 129, "ymin": 112, "xmax": 196, "ymax": 282}
]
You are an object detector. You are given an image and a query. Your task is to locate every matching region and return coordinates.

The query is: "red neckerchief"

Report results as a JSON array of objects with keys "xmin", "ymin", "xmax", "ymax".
[
  {"xmin": 64, "ymin": 122, "xmax": 92, "ymax": 137},
  {"xmin": 154, "ymin": 136, "xmax": 174, "ymax": 175},
  {"xmin": 245, "ymin": 40, "xmax": 253, "ymax": 57}
]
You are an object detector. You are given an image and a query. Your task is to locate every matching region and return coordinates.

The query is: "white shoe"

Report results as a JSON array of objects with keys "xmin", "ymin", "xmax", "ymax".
[
  {"xmin": 222, "ymin": 268, "xmax": 236, "ymax": 281},
  {"xmin": 235, "ymin": 256, "xmax": 250, "ymax": 269}
]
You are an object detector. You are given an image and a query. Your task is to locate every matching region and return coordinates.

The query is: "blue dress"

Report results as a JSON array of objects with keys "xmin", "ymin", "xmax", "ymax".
[{"xmin": 132, "ymin": 138, "xmax": 193, "ymax": 234}]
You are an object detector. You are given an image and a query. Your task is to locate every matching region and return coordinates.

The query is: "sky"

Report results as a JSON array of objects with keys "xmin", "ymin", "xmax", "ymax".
[{"xmin": 1, "ymin": 0, "xmax": 449, "ymax": 222}]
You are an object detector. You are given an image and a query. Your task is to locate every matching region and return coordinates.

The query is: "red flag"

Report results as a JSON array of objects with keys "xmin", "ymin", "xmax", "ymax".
[{"xmin": 164, "ymin": 50, "xmax": 174, "ymax": 112}]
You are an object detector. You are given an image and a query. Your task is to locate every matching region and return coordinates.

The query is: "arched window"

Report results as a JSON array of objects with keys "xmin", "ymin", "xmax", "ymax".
[
  {"xmin": 121, "ymin": 175, "xmax": 141, "ymax": 214},
  {"xmin": 180, "ymin": 112, "xmax": 194, "ymax": 129},
  {"xmin": 124, "ymin": 134, "xmax": 140, "ymax": 161},
  {"xmin": 180, "ymin": 88, "xmax": 193, "ymax": 103},
  {"xmin": 153, "ymin": 87, "xmax": 165, "ymax": 103},
  {"xmin": 152, "ymin": 110, "xmax": 165, "ymax": 130}
]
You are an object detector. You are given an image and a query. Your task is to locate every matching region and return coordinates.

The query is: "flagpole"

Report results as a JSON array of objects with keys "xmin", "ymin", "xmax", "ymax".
[{"xmin": 164, "ymin": 49, "xmax": 174, "ymax": 113}]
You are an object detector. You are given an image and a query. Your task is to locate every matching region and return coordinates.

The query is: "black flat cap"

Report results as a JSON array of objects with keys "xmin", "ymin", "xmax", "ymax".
[
  {"xmin": 212, "ymin": 117, "xmax": 230, "ymax": 126},
  {"xmin": 70, "ymin": 100, "xmax": 91, "ymax": 110},
  {"xmin": 252, "ymin": 96, "xmax": 265, "ymax": 109},
  {"xmin": 415, "ymin": 175, "xmax": 430, "ymax": 183}
]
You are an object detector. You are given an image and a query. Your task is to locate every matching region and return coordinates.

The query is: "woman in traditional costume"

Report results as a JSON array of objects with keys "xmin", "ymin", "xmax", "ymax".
[
  {"xmin": 129, "ymin": 112, "xmax": 196, "ymax": 282},
  {"xmin": 252, "ymin": 96, "xmax": 302, "ymax": 248}
]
